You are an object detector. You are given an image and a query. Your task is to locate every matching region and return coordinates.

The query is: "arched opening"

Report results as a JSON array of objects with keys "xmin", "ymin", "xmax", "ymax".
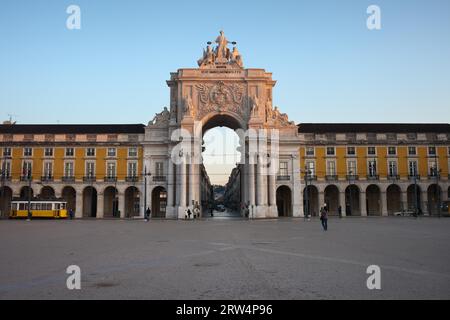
[
  {"xmin": 386, "ymin": 184, "xmax": 402, "ymax": 215},
  {"xmin": 0, "ymin": 186, "xmax": 13, "ymax": 218},
  {"xmin": 151, "ymin": 186, "xmax": 167, "ymax": 218},
  {"xmin": 427, "ymin": 184, "xmax": 442, "ymax": 215},
  {"xmin": 276, "ymin": 185, "xmax": 292, "ymax": 217},
  {"xmin": 303, "ymin": 185, "xmax": 319, "ymax": 216},
  {"xmin": 82, "ymin": 186, "xmax": 97, "ymax": 218},
  {"xmin": 345, "ymin": 185, "xmax": 360, "ymax": 216},
  {"xmin": 104, "ymin": 186, "xmax": 119, "ymax": 218},
  {"xmin": 20, "ymin": 186, "xmax": 33, "ymax": 199},
  {"xmin": 202, "ymin": 114, "xmax": 243, "ymax": 218},
  {"xmin": 125, "ymin": 186, "xmax": 140, "ymax": 218},
  {"xmin": 62, "ymin": 186, "xmax": 76, "ymax": 214},
  {"xmin": 39, "ymin": 186, "xmax": 55, "ymax": 199},
  {"xmin": 407, "ymin": 184, "xmax": 421, "ymax": 213},
  {"xmin": 324, "ymin": 185, "xmax": 340, "ymax": 216},
  {"xmin": 366, "ymin": 184, "xmax": 381, "ymax": 216}
]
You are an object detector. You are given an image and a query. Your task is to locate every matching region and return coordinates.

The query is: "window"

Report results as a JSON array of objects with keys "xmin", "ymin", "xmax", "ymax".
[
  {"xmin": 326, "ymin": 147, "xmax": 335, "ymax": 156},
  {"xmin": 1, "ymin": 161, "xmax": 11, "ymax": 177},
  {"xmin": 22, "ymin": 161, "xmax": 32, "ymax": 177},
  {"xmin": 305, "ymin": 161, "xmax": 315, "ymax": 176},
  {"xmin": 3, "ymin": 147, "xmax": 11, "ymax": 157},
  {"xmin": 428, "ymin": 146, "xmax": 436, "ymax": 156},
  {"xmin": 107, "ymin": 162, "xmax": 116, "ymax": 178},
  {"xmin": 24, "ymin": 147, "xmax": 32, "ymax": 157},
  {"xmin": 428, "ymin": 160, "xmax": 438, "ymax": 176},
  {"xmin": 86, "ymin": 162, "xmax": 95, "ymax": 177},
  {"xmin": 107, "ymin": 148, "xmax": 116, "ymax": 157},
  {"xmin": 326, "ymin": 160, "xmax": 336, "ymax": 175},
  {"xmin": 408, "ymin": 146, "xmax": 417, "ymax": 156},
  {"xmin": 279, "ymin": 161, "xmax": 288, "ymax": 176},
  {"xmin": 305, "ymin": 147, "xmax": 314, "ymax": 156},
  {"xmin": 388, "ymin": 147, "xmax": 396, "ymax": 156},
  {"xmin": 408, "ymin": 161, "xmax": 418, "ymax": 176},
  {"xmin": 128, "ymin": 147, "xmax": 138, "ymax": 157},
  {"xmin": 347, "ymin": 147, "xmax": 356, "ymax": 156},
  {"xmin": 44, "ymin": 162, "xmax": 53, "ymax": 178},
  {"xmin": 388, "ymin": 161, "xmax": 397, "ymax": 176},
  {"xmin": 347, "ymin": 160, "xmax": 357, "ymax": 175},
  {"xmin": 368, "ymin": 147, "xmax": 376, "ymax": 155},
  {"xmin": 368, "ymin": 160, "xmax": 377, "ymax": 177},
  {"xmin": 66, "ymin": 148, "xmax": 74, "ymax": 157},
  {"xmin": 128, "ymin": 162, "xmax": 137, "ymax": 177},
  {"xmin": 155, "ymin": 162, "xmax": 164, "ymax": 176},
  {"xmin": 86, "ymin": 148, "xmax": 95, "ymax": 157},
  {"xmin": 44, "ymin": 148, "xmax": 53, "ymax": 157},
  {"xmin": 64, "ymin": 162, "xmax": 74, "ymax": 177}
]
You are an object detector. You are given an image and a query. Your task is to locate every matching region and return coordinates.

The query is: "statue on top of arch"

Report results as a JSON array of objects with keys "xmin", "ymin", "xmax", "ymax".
[{"xmin": 197, "ymin": 31, "xmax": 244, "ymax": 69}]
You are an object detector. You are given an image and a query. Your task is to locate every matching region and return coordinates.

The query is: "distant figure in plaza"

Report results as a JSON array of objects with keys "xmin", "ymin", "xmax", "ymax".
[
  {"xmin": 187, "ymin": 208, "xmax": 192, "ymax": 220},
  {"xmin": 69, "ymin": 208, "xmax": 74, "ymax": 220},
  {"xmin": 193, "ymin": 205, "xmax": 200, "ymax": 219},
  {"xmin": 145, "ymin": 207, "xmax": 151, "ymax": 222},
  {"xmin": 338, "ymin": 205, "xmax": 342, "ymax": 218},
  {"xmin": 320, "ymin": 206, "xmax": 328, "ymax": 231}
]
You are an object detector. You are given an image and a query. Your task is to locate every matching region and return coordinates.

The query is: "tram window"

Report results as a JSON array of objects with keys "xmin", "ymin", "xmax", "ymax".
[
  {"xmin": 55, "ymin": 203, "xmax": 60, "ymax": 210},
  {"xmin": 61, "ymin": 203, "xmax": 66, "ymax": 209},
  {"xmin": 19, "ymin": 203, "xmax": 24, "ymax": 210},
  {"xmin": 12, "ymin": 203, "xmax": 18, "ymax": 210},
  {"xmin": 46, "ymin": 203, "xmax": 52, "ymax": 210}
]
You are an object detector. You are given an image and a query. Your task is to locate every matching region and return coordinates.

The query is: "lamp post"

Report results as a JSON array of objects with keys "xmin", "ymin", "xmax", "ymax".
[
  {"xmin": 27, "ymin": 168, "xmax": 32, "ymax": 221},
  {"xmin": 143, "ymin": 166, "xmax": 151, "ymax": 219},
  {"xmin": 348, "ymin": 169, "xmax": 354, "ymax": 216}
]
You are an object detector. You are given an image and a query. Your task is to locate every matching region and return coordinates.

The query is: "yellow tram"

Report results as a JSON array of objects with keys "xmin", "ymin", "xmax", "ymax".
[{"xmin": 10, "ymin": 198, "xmax": 68, "ymax": 219}]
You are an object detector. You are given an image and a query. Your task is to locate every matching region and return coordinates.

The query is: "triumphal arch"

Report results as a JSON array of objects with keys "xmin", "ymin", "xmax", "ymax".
[{"xmin": 143, "ymin": 31, "xmax": 302, "ymax": 218}]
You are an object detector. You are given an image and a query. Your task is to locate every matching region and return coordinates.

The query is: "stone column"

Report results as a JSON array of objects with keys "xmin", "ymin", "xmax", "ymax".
[
  {"xmin": 97, "ymin": 192, "xmax": 104, "ymax": 219},
  {"xmin": 167, "ymin": 158, "xmax": 174, "ymax": 208},
  {"xmin": 318, "ymin": 191, "xmax": 325, "ymax": 209},
  {"xmin": 381, "ymin": 191, "xmax": 388, "ymax": 216},
  {"xmin": 248, "ymin": 155, "xmax": 256, "ymax": 207},
  {"xmin": 292, "ymin": 154, "xmax": 303, "ymax": 217},
  {"xmin": 401, "ymin": 190, "xmax": 408, "ymax": 211},
  {"xmin": 119, "ymin": 192, "xmax": 126, "ymax": 218},
  {"xmin": 256, "ymin": 156, "xmax": 267, "ymax": 206},
  {"xmin": 75, "ymin": 191, "xmax": 83, "ymax": 218},
  {"xmin": 421, "ymin": 190, "xmax": 428, "ymax": 215},
  {"xmin": 339, "ymin": 191, "xmax": 346, "ymax": 217},
  {"xmin": 268, "ymin": 173, "xmax": 276, "ymax": 207},
  {"xmin": 188, "ymin": 158, "xmax": 195, "ymax": 208},
  {"xmin": 179, "ymin": 157, "xmax": 187, "ymax": 214},
  {"xmin": 360, "ymin": 191, "xmax": 367, "ymax": 216}
]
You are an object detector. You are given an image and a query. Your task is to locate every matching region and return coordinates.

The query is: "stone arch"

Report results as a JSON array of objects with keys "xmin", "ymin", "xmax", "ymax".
[
  {"xmin": 62, "ymin": 186, "xmax": 76, "ymax": 214},
  {"xmin": 151, "ymin": 186, "xmax": 167, "ymax": 218},
  {"xmin": 201, "ymin": 112, "xmax": 246, "ymax": 133},
  {"xmin": 125, "ymin": 186, "xmax": 140, "ymax": 218},
  {"xmin": 407, "ymin": 184, "xmax": 422, "ymax": 213},
  {"xmin": 0, "ymin": 186, "xmax": 13, "ymax": 218},
  {"xmin": 345, "ymin": 184, "xmax": 360, "ymax": 216},
  {"xmin": 104, "ymin": 186, "xmax": 119, "ymax": 218},
  {"xmin": 39, "ymin": 186, "xmax": 55, "ymax": 199},
  {"xmin": 324, "ymin": 185, "xmax": 340, "ymax": 215},
  {"xmin": 83, "ymin": 186, "xmax": 97, "ymax": 218},
  {"xmin": 303, "ymin": 185, "xmax": 319, "ymax": 216},
  {"xmin": 366, "ymin": 184, "xmax": 381, "ymax": 216},
  {"xmin": 276, "ymin": 185, "xmax": 292, "ymax": 217},
  {"xmin": 20, "ymin": 186, "xmax": 34, "ymax": 199},
  {"xmin": 427, "ymin": 184, "xmax": 442, "ymax": 215},
  {"xmin": 386, "ymin": 184, "xmax": 402, "ymax": 215}
]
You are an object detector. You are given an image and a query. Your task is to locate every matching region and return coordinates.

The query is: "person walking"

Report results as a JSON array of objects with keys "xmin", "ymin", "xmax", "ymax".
[
  {"xmin": 187, "ymin": 208, "xmax": 192, "ymax": 220},
  {"xmin": 69, "ymin": 208, "xmax": 74, "ymax": 220},
  {"xmin": 338, "ymin": 205, "xmax": 342, "ymax": 219},
  {"xmin": 320, "ymin": 206, "xmax": 328, "ymax": 231},
  {"xmin": 145, "ymin": 207, "xmax": 151, "ymax": 222}
]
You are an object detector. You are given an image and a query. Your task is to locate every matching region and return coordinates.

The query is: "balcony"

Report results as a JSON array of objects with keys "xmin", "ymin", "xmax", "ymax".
[
  {"xmin": 305, "ymin": 175, "xmax": 317, "ymax": 181},
  {"xmin": 427, "ymin": 174, "xmax": 440, "ymax": 180},
  {"xmin": 277, "ymin": 175, "xmax": 290, "ymax": 181},
  {"xmin": 104, "ymin": 176, "xmax": 117, "ymax": 183},
  {"xmin": 126, "ymin": 176, "xmax": 139, "ymax": 182},
  {"xmin": 0, "ymin": 175, "xmax": 11, "ymax": 181},
  {"xmin": 83, "ymin": 176, "xmax": 96, "ymax": 183},
  {"xmin": 153, "ymin": 175, "xmax": 167, "ymax": 182},
  {"xmin": 20, "ymin": 176, "xmax": 32, "ymax": 182},
  {"xmin": 41, "ymin": 175, "xmax": 54, "ymax": 182},
  {"xmin": 408, "ymin": 174, "xmax": 420, "ymax": 181},
  {"xmin": 387, "ymin": 174, "xmax": 400, "ymax": 180},
  {"xmin": 62, "ymin": 176, "xmax": 75, "ymax": 183},
  {"xmin": 325, "ymin": 175, "xmax": 338, "ymax": 181},
  {"xmin": 346, "ymin": 174, "xmax": 359, "ymax": 181},
  {"xmin": 367, "ymin": 174, "xmax": 379, "ymax": 180}
]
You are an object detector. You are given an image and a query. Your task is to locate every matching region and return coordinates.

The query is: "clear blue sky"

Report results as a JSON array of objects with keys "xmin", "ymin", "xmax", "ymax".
[{"xmin": 1, "ymin": 0, "xmax": 449, "ymax": 125}]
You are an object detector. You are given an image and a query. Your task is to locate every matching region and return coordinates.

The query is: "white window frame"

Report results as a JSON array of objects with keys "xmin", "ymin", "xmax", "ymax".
[
  {"xmin": 86, "ymin": 148, "xmax": 96, "ymax": 157},
  {"xmin": 326, "ymin": 160, "xmax": 336, "ymax": 175},
  {"xmin": 326, "ymin": 146, "xmax": 335, "ymax": 156},
  {"xmin": 347, "ymin": 146, "xmax": 356, "ymax": 156},
  {"xmin": 368, "ymin": 160, "xmax": 377, "ymax": 176},
  {"xmin": 388, "ymin": 160, "xmax": 398, "ymax": 176},
  {"xmin": 408, "ymin": 146, "xmax": 417, "ymax": 156},
  {"xmin": 107, "ymin": 147, "xmax": 116, "ymax": 157},
  {"xmin": 387, "ymin": 146, "xmax": 397, "ymax": 156},
  {"xmin": 428, "ymin": 159, "xmax": 438, "ymax": 176},
  {"xmin": 64, "ymin": 161, "xmax": 74, "ymax": 178},
  {"xmin": 367, "ymin": 146, "xmax": 376, "ymax": 156},
  {"xmin": 3, "ymin": 147, "xmax": 12, "ymax": 157},
  {"xmin": 65, "ymin": 147, "xmax": 75, "ymax": 157},
  {"xmin": 127, "ymin": 161, "xmax": 138, "ymax": 178},
  {"xmin": 1, "ymin": 160, "xmax": 11, "ymax": 177},
  {"xmin": 44, "ymin": 147, "xmax": 54, "ymax": 157},
  {"xmin": 347, "ymin": 159, "xmax": 357, "ymax": 175},
  {"xmin": 408, "ymin": 160, "xmax": 418, "ymax": 176},
  {"xmin": 305, "ymin": 160, "xmax": 315, "ymax": 176},
  {"xmin": 85, "ymin": 161, "xmax": 96, "ymax": 177},
  {"xmin": 43, "ymin": 161, "xmax": 53, "ymax": 177},
  {"xmin": 305, "ymin": 147, "xmax": 315, "ymax": 157},
  {"xmin": 106, "ymin": 161, "xmax": 117, "ymax": 178},
  {"xmin": 279, "ymin": 161, "xmax": 288, "ymax": 176},
  {"xmin": 428, "ymin": 146, "xmax": 436, "ymax": 156},
  {"xmin": 22, "ymin": 160, "xmax": 33, "ymax": 177},
  {"xmin": 23, "ymin": 147, "xmax": 33, "ymax": 157},
  {"xmin": 128, "ymin": 147, "xmax": 138, "ymax": 157}
]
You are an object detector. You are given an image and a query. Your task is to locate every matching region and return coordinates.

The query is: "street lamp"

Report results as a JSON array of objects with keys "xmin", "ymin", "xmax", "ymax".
[{"xmin": 143, "ymin": 166, "xmax": 151, "ymax": 219}]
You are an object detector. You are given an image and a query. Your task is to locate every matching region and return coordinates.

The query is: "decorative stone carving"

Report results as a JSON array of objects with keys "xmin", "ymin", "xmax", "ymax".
[
  {"xmin": 184, "ymin": 96, "xmax": 195, "ymax": 117},
  {"xmin": 250, "ymin": 96, "xmax": 260, "ymax": 118},
  {"xmin": 197, "ymin": 31, "xmax": 243, "ymax": 69},
  {"xmin": 195, "ymin": 81, "xmax": 245, "ymax": 120},
  {"xmin": 149, "ymin": 107, "xmax": 170, "ymax": 126},
  {"xmin": 271, "ymin": 106, "xmax": 296, "ymax": 127}
]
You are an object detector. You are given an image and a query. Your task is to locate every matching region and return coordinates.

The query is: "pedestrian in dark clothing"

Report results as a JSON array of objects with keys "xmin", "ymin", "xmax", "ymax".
[
  {"xmin": 187, "ymin": 209, "xmax": 192, "ymax": 219},
  {"xmin": 145, "ymin": 207, "xmax": 151, "ymax": 221},
  {"xmin": 69, "ymin": 208, "xmax": 74, "ymax": 220},
  {"xmin": 320, "ymin": 207, "xmax": 328, "ymax": 231},
  {"xmin": 338, "ymin": 206, "xmax": 342, "ymax": 218}
]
